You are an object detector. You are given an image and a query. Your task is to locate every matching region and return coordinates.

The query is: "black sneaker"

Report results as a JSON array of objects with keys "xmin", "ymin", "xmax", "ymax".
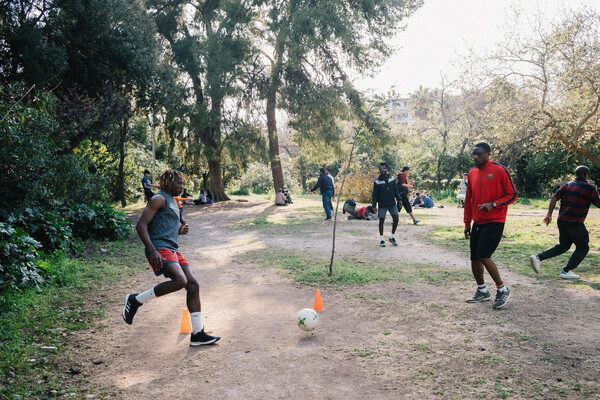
[
  {"xmin": 492, "ymin": 287, "xmax": 511, "ymax": 309},
  {"xmin": 466, "ymin": 289, "xmax": 491, "ymax": 303},
  {"xmin": 388, "ymin": 237, "xmax": 398, "ymax": 246},
  {"xmin": 380, "ymin": 240, "xmax": 386, "ymax": 247},
  {"xmin": 324, "ymin": 217, "xmax": 332, "ymax": 221},
  {"xmin": 190, "ymin": 329, "xmax": 221, "ymax": 346},
  {"xmin": 122, "ymin": 294, "xmax": 141, "ymax": 325},
  {"xmin": 413, "ymin": 219, "xmax": 421, "ymax": 225}
]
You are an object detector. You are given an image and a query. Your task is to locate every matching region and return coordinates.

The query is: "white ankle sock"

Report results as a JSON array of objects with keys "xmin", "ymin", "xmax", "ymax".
[
  {"xmin": 380, "ymin": 235, "xmax": 384, "ymax": 241},
  {"xmin": 190, "ymin": 312, "xmax": 202, "ymax": 334},
  {"xmin": 135, "ymin": 288, "xmax": 156, "ymax": 304}
]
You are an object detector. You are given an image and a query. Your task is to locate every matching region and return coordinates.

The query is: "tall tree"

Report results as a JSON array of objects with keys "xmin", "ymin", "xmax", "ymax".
[
  {"xmin": 260, "ymin": 0, "xmax": 423, "ymax": 192},
  {"xmin": 478, "ymin": 8, "xmax": 600, "ymax": 167},
  {"xmin": 150, "ymin": 0, "xmax": 264, "ymax": 201}
]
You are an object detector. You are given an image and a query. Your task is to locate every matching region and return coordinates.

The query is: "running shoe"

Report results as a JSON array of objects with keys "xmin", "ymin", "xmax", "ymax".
[
  {"xmin": 466, "ymin": 289, "xmax": 491, "ymax": 303},
  {"xmin": 492, "ymin": 287, "xmax": 511, "ymax": 309},
  {"xmin": 122, "ymin": 294, "xmax": 141, "ymax": 325},
  {"xmin": 380, "ymin": 240, "xmax": 386, "ymax": 247},
  {"xmin": 190, "ymin": 329, "xmax": 221, "ymax": 346},
  {"xmin": 529, "ymin": 255, "xmax": 540, "ymax": 274},
  {"xmin": 388, "ymin": 237, "xmax": 398, "ymax": 246},
  {"xmin": 413, "ymin": 219, "xmax": 420, "ymax": 225},
  {"xmin": 324, "ymin": 217, "xmax": 332, "ymax": 221},
  {"xmin": 559, "ymin": 270, "xmax": 580, "ymax": 280}
]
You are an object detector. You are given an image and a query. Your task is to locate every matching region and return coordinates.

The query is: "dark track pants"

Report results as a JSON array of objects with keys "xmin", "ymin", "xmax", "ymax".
[{"xmin": 538, "ymin": 221, "xmax": 589, "ymax": 272}]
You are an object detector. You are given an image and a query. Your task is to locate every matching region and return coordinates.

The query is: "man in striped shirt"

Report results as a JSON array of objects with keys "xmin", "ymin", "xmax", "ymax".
[{"xmin": 530, "ymin": 166, "xmax": 600, "ymax": 279}]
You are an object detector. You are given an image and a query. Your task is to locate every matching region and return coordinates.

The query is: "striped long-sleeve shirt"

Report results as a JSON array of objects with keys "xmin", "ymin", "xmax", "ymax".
[{"xmin": 554, "ymin": 179, "xmax": 600, "ymax": 223}]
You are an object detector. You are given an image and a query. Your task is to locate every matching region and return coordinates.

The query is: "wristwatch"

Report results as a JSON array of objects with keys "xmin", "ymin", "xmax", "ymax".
[{"xmin": 492, "ymin": 202, "xmax": 497, "ymax": 208}]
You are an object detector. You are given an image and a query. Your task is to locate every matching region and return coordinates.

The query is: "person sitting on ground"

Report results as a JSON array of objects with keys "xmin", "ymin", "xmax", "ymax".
[
  {"xmin": 182, "ymin": 188, "xmax": 192, "ymax": 198},
  {"xmin": 194, "ymin": 190, "xmax": 213, "ymax": 205},
  {"xmin": 275, "ymin": 188, "xmax": 288, "ymax": 206},
  {"xmin": 206, "ymin": 189, "xmax": 214, "ymax": 204},
  {"xmin": 409, "ymin": 191, "xmax": 417, "ymax": 205},
  {"xmin": 421, "ymin": 194, "xmax": 434, "ymax": 208},
  {"xmin": 412, "ymin": 192, "xmax": 422, "ymax": 207},
  {"xmin": 282, "ymin": 185, "xmax": 292, "ymax": 204}
]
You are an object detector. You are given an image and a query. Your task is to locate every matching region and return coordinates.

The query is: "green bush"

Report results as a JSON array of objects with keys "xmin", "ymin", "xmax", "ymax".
[
  {"xmin": 228, "ymin": 186, "xmax": 250, "ymax": 196},
  {"xmin": 0, "ymin": 222, "xmax": 44, "ymax": 292},
  {"xmin": 65, "ymin": 203, "xmax": 131, "ymax": 241},
  {"xmin": 7, "ymin": 208, "xmax": 72, "ymax": 253}
]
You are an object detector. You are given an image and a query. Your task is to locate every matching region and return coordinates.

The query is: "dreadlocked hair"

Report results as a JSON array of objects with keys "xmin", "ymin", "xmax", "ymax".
[{"xmin": 159, "ymin": 169, "xmax": 190, "ymax": 191}]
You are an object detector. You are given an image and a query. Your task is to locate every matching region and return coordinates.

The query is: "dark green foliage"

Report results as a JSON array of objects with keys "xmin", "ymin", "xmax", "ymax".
[
  {"xmin": 0, "ymin": 223, "xmax": 44, "ymax": 292},
  {"xmin": 0, "ymin": 85, "xmax": 109, "ymax": 210},
  {"xmin": 65, "ymin": 203, "xmax": 131, "ymax": 241},
  {"xmin": 228, "ymin": 187, "xmax": 250, "ymax": 196},
  {"xmin": 513, "ymin": 148, "xmax": 572, "ymax": 197},
  {"xmin": 0, "ymin": 204, "xmax": 130, "ymax": 292},
  {"xmin": 7, "ymin": 208, "xmax": 72, "ymax": 253}
]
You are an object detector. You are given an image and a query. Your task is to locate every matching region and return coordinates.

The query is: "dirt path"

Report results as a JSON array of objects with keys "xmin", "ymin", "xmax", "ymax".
[{"xmin": 65, "ymin": 197, "xmax": 600, "ymax": 399}]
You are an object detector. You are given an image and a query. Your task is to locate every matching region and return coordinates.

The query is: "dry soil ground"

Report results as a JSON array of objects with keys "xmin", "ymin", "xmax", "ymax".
[{"xmin": 62, "ymin": 197, "xmax": 600, "ymax": 399}]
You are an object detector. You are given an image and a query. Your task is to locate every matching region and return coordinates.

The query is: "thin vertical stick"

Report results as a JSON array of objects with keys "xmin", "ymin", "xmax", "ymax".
[{"xmin": 328, "ymin": 116, "xmax": 369, "ymax": 276}]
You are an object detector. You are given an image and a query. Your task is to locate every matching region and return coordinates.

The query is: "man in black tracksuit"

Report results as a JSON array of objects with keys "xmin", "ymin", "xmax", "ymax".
[{"xmin": 372, "ymin": 162, "xmax": 402, "ymax": 247}]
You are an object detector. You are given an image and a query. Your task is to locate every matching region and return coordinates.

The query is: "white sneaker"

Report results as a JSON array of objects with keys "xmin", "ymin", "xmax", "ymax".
[
  {"xmin": 559, "ymin": 271, "xmax": 580, "ymax": 279},
  {"xmin": 529, "ymin": 255, "xmax": 540, "ymax": 274}
]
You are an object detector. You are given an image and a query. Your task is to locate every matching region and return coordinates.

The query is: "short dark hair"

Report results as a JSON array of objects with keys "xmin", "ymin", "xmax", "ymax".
[
  {"xmin": 575, "ymin": 165, "xmax": 591, "ymax": 180},
  {"xmin": 474, "ymin": 142, "xmax": 491, "ymax": 153},
  {"xmin": 144, "ymin": 169, "xmax": 150, "ymax": 174},
  {"xmin": 402, "ymin": 166, "xmax": 410, "ymax": 172},
  {"xmin": 319, "ymin": 167, "xmax": 326, "ymax": 174}
]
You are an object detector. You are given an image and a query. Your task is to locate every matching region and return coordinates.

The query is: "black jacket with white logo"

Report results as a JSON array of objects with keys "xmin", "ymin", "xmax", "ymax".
[{"xmin": 372, "ymin": 173, "xmax": 401, "ymax": 208}]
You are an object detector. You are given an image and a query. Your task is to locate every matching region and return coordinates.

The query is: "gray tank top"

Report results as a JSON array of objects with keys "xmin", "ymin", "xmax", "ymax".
[{"xmin": 147, "ymin": 191, "xmax": 180, "ymax": 254}]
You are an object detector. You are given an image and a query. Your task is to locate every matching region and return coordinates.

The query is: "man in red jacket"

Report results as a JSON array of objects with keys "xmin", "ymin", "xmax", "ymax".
[{"xmin": 464, "ymin": 142, "xmax": 518, "ymax": 309}]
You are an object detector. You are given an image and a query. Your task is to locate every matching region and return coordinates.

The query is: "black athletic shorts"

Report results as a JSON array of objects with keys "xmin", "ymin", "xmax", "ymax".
[
  {"xmin": 470, "ymin": 222, "xmax": 505, "ymax": 260},
  {"xmin": 397, "ymin": 192, "xmax": 412, "ymax": 214}
]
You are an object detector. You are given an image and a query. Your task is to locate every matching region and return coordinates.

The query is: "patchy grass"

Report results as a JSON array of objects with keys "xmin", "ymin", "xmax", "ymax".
[
  {"xmin": 0, "ymin": 236, "xmax": 143, "ymax": 399},
  {"xmin": 242, "ymin": 249, "xmax": 472, "ymax": 286},
  {"xmin": 429, "ymin": 206, "xmax": 600, "ymax": 290}
]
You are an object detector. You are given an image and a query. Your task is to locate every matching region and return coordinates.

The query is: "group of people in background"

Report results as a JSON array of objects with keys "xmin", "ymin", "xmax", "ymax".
[{"xmin": 142, "ymin": 170, "xmax": 213, "ymax": 206}]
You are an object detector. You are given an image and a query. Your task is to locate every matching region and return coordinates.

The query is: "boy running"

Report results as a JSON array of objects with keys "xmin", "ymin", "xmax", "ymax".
[
  {"xmin": 530, "ymin": 166, "xmax": 600, "ymax": 279},
  {"xmin": 464, "ymin": 143, "xmax": 518, "ymax": 309},
  {"xmin": 123, "ymin": 169, "xmax": 220, "ymax": 346}
]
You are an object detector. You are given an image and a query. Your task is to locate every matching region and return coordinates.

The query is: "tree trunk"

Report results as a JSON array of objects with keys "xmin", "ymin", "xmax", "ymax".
[
  {"xmin": 117, "ymin": 116, "xmax": 129, "ymax": 207},
  {"xmin": 267, "ymin": 90, "xmax": 284, "ymax": 192},
  {"xmin": 300, "ymin": 175, "xmax": 307, "ymax": 192},
  {"xmin": 208, "ymin": 158, "xmax": 229, "ymax": 201},
  {"xmin": 202, "ymin": 172, "xmax": 209, "ymax": 191},
  {"xmin": 266, "ymin": 39, "xmax": 285, "ymax": 193}
]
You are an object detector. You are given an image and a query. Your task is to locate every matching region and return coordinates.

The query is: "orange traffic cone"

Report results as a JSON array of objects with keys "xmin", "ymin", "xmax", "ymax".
[
  {"xmin": 179, "ymin": 309, "xmax": 192, "ymax": 334},
  {"xmin": 313, "ymin": 289, "xmax": 324, "ymax": 311}
]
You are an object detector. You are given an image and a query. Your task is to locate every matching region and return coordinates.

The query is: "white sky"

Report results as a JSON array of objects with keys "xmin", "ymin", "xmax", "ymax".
[{"xmin": 352, "ymin": 0, "xmax": 599, "ymax": 97}]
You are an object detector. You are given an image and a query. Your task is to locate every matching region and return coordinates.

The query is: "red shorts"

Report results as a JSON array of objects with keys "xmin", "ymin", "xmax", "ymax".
[{"xmin": 147, "ymin": 249, "xmax": 190, "ymax": 276}]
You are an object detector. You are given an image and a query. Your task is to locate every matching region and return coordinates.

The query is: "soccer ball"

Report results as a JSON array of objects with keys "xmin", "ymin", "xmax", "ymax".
[{"xmin": 297, "ymin": 308, "xmax": 319, "ymax": 331}]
